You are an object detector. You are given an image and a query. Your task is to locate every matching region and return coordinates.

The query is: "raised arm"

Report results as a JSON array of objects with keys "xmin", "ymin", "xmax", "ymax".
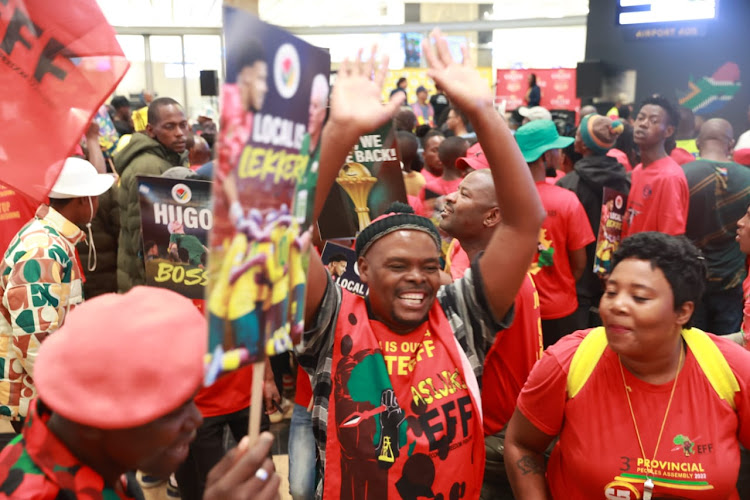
[
  {"xmin": 423, "ymin": 30, "xmax": 545, "ymax": 320},
  {"xmin": 303, "ymin": 50, "xmax": 405, "ymax": 326}
]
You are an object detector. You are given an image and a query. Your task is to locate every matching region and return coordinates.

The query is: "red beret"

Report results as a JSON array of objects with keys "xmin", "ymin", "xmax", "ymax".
[{"xmin": 34, "ymin": 287, "xmax": 206, "ymax": 429}]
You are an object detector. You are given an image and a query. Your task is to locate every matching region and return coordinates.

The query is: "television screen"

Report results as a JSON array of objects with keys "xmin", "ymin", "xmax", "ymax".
[
  {"xmin": 617, "ymin": 0, "xmax": 718, "ymax": 25},
  {"xmin": 402, "ymin": 33, "xmax": 422, "ymax": 68}
]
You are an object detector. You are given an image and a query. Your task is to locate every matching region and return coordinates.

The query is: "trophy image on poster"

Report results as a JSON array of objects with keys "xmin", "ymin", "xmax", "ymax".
[{"xmin": 336, "ymin": 162, "xmax": 378, "ymax": 231}]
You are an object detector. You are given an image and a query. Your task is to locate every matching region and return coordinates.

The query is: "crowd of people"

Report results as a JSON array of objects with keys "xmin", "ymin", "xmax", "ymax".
[{"xmin": 1, "ymin": 24, "xmax": 750, "ymax": 500}]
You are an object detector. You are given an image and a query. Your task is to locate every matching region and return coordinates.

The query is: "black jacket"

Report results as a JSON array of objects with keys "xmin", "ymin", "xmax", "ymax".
[{"xmin": 557, "ymin": 155, "xmax": 631, "ymax": 301}]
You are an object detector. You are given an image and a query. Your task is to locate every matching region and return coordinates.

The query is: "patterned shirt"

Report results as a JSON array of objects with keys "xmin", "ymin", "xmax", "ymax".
[
  {"xmin": 683, "ymin": 159, "xmax": 750, "ymax": 292},
  {"xmin": 297, "ymin": 256, "xmax": 513, "ymax": 495},
  {"xmin": 0, "ymin": 399, "xmax": 133, "ymax": 499},
  {"xmin": 0, "ymin": 205, "xmax": 85, "ymax": 420}
]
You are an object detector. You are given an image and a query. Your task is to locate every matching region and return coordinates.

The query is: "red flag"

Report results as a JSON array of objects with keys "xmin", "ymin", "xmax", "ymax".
[{"xmin": 0, "ymin": 0, "xmax": 129, "ymax": 201}]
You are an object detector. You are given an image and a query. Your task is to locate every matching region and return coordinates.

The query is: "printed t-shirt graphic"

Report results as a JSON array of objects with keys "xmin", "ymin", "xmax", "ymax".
[
  {"xmin": 530, "ymin": 181, "xmax": 595, "ymax": 320},
  {"xmin": 517, "ymin": 329, "xmax": 750, "ymax": 499},
  {"xmin": 324, "ymin": 291, "xmax": 484, "ymax": 500}
]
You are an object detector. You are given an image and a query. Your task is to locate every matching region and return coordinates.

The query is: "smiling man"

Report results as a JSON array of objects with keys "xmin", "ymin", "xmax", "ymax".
[
  {"xmin": 297, "ymin": 32, "xmax": 544, "ymax": 499},
  {"xmin": 115, "ymin": 97, "xmax": 190, "ymax": 292},
  {"xmin": 0, "ymin": 287, "xmax": 281, "ymax": 500},
  {"xmin": 622, "ymin": 96, "xmax": 689, "ymax": 237}
]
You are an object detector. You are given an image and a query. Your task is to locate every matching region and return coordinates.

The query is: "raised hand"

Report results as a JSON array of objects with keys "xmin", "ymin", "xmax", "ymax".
[
  {"xmin": 422, "ymin": 29, "xmax": 493, "ymax": 116},
  {"xmin": 327, "ymin": 47, "xmax": 405, "ymax": 141}
]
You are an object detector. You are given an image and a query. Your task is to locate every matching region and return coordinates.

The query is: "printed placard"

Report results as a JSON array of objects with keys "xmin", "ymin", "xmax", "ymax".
[
  {"xmin": 318, "ymin": 121, "xmax": 407, "ymax": 240},
  {"xmin": 321, "ymin": 242, "xmax": 368, "ymax": 297},
  {"xmin": 205, "ymin": 7, "xmax": 330, "ymax": 381},
  {"xmin": 593, "ymin": 187, "xmax": 628, "ymax": 275},
  {"xmin": 137, "ymin": 176, "xmax": 212, "ymax": 299}
]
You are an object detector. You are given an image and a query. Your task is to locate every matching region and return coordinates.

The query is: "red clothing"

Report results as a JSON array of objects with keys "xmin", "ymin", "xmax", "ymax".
[
  {"xmin": 324, "ymin": 291, "xmax": 484, "ymax": 500},
  {"xmin": 607, "ymin": 148, "xmax": 633, "ymax": 172},
  {"xmin": 670, "ymin": 146, "xmax": 696, "ymax": 166},
  {"xmin": 623, "ymin": 157, "xmax": 689, "ymax": 237},
  {"xmin": 194, "ymin": 362, "xmax": 252, "ymax": 418},
  {"xmin": 0, "ymin": 400, "xmax": 133, "ymax": 499},
  {"xmin": 421, "ymin": 169, "xmax": 440, "ymax": 185},
  {"xmin": 518, "ymin": 329, "xmax": 750, "ymax": 500},
  {"xmin": 733, "ymin": 148, "xmax": 750, "ymax": 168},
  {"xmin": 743, "ymin": 274, "xmax": 750, "ymax": 344},
  {"xmin": 544, "ymin": 169, "xmax": 565, "ymax": 185},
  {"xmin": 518, "ymin": 330, "xmax": 750, "ymax": 499},
  {"xmin": 419, "ymin": 176, "xmax": 463, "ymax": 201},
  {"xmin": 531, "ymin": 182, "xmax": 595, "ymax": 319},
  {"xmin": 294, "ymin": 364, "xmax": 313, "ymax": 407},
  {"xmin": 0, "ymin": 183, "xmax": 39, "ymax": 254},
  {"xmin": 445, "ymin": 240, "xmax": 471, "ymax": 280},
  {"xmin": 407, "ymin": 194, "xmax": 424, "ymax": 217},
  {"xmin": 482, "ymin": 274, "xmax": 542, "ymax": 435}
]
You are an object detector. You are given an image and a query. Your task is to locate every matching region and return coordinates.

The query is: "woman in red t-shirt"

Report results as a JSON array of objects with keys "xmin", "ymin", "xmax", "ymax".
[{"xmin": 505, "ymin": 232, "xmax": 750, "ymax": 499}]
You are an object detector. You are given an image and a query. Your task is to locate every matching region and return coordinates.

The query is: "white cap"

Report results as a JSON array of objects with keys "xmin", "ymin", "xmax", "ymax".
[
  {"xmin": 48, "ymin": 157, "xmax": 115, "ymax": 199},
  {"xmin": 518, "ymin": 106, "xmax": 553, "ymax": 122},
  {"xmin": 736, "ymin": 130, "xmax": 750, "ymax": 151}
]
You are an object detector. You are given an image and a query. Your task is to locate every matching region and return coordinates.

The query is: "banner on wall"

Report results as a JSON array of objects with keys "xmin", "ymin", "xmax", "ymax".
[
  {"xmin": 382, "ymin": 67, "xmax": 494, "ymax": 104},
  {"xmin": 137, "ymin": 177, "xmax": 212, "ymax": 300},
  {"xmin": 496, "ymin": 68, "xmax": 580, "ymax": 112}
]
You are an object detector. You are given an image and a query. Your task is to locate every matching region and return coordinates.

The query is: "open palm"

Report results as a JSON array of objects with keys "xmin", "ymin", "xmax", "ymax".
[
  {"xmin": 423, "ymin": 29, "xmax": 493, "ymax": 115},
  {"xmin": 328, "ymin": 50, "xmax": 405, "ymax": 140}
]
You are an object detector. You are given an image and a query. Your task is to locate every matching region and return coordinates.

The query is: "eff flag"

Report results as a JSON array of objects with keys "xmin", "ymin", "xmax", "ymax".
[{"xmin": 0, "ymin": 0, "xmax": 129, "ymax": 201}]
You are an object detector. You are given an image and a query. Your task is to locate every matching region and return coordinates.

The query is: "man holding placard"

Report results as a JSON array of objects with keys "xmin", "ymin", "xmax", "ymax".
[{"xmin": 298, "ymin": 32, "xmax": 544, "ymax": 499}]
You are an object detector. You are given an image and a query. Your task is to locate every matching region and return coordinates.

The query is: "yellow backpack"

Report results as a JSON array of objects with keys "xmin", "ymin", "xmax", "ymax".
[{"xmin": 567, "ymin": 326, "xmax": 740, "ymax": 409}]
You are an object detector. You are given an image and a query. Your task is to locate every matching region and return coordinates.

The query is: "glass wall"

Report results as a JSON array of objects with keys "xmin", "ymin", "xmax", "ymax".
[
  {"xmin": 113, "ymin": 35, "xmax": 147, "ymax": 102},
  {"xmin": 110, "ymin": 33, "xmax": 223, "ymax": 119}
]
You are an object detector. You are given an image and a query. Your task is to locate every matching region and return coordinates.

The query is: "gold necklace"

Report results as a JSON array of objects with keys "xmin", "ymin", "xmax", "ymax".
[{"xmin": 618, "ymin": 345, "xmax": 684, "ymax": 500}]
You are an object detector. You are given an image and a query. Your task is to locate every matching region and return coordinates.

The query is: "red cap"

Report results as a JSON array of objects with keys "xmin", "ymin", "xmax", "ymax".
[
  {"xmin": 35, "ymin": 287, "xmax": 206, "ymax": 429},
  {"xmin": 456, "ymin": 143, "xmax": 489, "ymax": 171}
]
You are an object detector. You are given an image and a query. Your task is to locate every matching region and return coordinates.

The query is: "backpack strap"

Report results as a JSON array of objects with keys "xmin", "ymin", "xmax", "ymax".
[
  {"xmin": 567, "ymin": 327, "xmax": 608, "ymax": 399},
  {"xmin": 681, "ymin": 327, "xmax": 739, "ymax": 410},
  {"xmin": 566, "ymin": 326, "xmax": 740, "ymax": 409}
]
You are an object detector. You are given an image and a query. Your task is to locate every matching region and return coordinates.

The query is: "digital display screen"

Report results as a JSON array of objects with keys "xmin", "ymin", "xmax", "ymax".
[
  {"xmin": 402, "ymin": 33, "xmax": 422, "ymax": 68},
  {"xmin": 617, "ymin": 0, "xmax": 718, "ymax": 25}
]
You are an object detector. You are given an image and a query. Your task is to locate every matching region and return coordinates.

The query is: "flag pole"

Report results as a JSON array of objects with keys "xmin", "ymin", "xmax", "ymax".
[{"xmin": 248, "ymin": 361, "xmax": 265, "ymax": 445}]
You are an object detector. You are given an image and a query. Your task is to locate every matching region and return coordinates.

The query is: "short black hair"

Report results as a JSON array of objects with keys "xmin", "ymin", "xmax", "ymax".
[
  {"xmin": 225, "ymin": 37, "xmax": 265, "ymax": 84},
  {"xmin": 326, "ymin": 253, "xmax": 347, "ymax": 265},
  {"xmin": 148, "ymin": 97, "xmax": 182, "ymax": 125},
  {"xmin": 529, "ymin": 73, "xmax": 537, "ymax": 86},
  {"xmin": 397, "ymin": 77, "xmax": 407, "ymax": 86},
  {"xmin": 111, "ymin": 96, "xmax": 130, "ymax": 111},
  {"xmin": 638, "ymin": 95, "xmax": 679, "ymax": 129},
  {"xmin": 395, "ymin": 108, "xmax": 417, "ymax": 133},
  {"xmin": 421, "ymin": 129, "xmax": 445, "ymax": 148},
  {"xmin": 612, "ymin": 232, "xmax": 706, "ymax": 327},
  {"xmin": 447, "ymin": 106, "xmax": 469, "ymax": 126}
]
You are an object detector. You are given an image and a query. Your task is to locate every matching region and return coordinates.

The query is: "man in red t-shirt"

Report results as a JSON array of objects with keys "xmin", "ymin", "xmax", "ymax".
[
  {"xmin": 623, "ymin": 96, "xmax": 689, "ymax": 237},
  {"xmin": 515, "ymin": 120, "xmax": 596, "ymax": 347},
  {"xmin": 420, "ymin": 130, "xmax": 445, "ymax": 184},
  {"xmin": 439, "ymin": 166, "xmax": 544, "ymax": 499}
]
